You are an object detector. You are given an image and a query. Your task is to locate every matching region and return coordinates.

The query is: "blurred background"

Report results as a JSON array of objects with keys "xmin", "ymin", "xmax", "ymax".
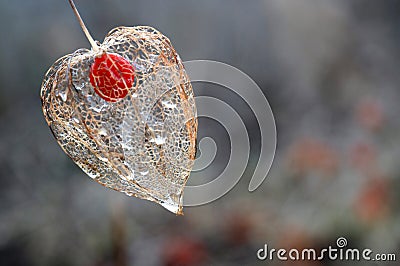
[{"xmin": 1, "ymin": 0, "xmax": 400, "ymax": 265}]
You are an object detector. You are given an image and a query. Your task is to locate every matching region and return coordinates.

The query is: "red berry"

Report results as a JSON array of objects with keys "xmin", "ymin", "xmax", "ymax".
[{"xmin": 89, "ymin": 53, "xmax": 135, "ymax": 102}]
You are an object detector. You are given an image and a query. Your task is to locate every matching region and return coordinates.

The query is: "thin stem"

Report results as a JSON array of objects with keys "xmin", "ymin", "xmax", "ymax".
[{"xmin": 68, "ymin": 0, "xmax": 99, "ymax": 52}]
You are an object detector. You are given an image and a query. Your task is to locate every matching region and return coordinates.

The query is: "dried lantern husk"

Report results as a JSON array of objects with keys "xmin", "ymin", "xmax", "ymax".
[{"xmin": 40, "ymin": 26, "xmax": 197, "ymax": 215}]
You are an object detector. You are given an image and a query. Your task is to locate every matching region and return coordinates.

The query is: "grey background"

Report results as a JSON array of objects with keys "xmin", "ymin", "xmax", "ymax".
[{"xmin": 0, "ymin": 0, "xmax": 399, "ymax": 265}]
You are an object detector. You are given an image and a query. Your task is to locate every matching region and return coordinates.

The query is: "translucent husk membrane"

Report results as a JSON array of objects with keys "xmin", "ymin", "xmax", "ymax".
[{"xmin": 40, "ymin": 26, "xmax": 197, "ymax": 215}]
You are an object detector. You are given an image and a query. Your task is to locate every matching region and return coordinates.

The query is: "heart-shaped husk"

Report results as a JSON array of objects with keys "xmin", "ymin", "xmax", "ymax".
[{"xmin": 40, "ymin": 26, "xmax": 197, "ymax": 215}]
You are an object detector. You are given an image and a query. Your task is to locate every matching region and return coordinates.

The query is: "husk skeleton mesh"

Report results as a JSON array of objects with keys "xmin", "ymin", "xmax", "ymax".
[{"xmin": 40, "ymin": 26, "xmax": 197, "ymax": 214}]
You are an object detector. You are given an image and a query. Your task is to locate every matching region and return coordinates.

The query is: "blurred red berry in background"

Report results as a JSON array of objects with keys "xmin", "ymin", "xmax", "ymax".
[
  {"xmin": 288, "ymin": 138, "xmax": 338, "ymax": 176},
  {"xmin": 354, "ymin": 177, "xmax": 390, "ymax": 224},
  {"xmin": 223, "ymin": 213, "xmax": 254, "ymax": 247},
  {"xmin": 355, "ymin": 99, "xmax": 385, "ymax": 132},
  {"xmin": 161, "ymin": 236, "xmax": 207, "ymax": 266},
  {"xmin": 349, "ymin": 142, "xmax": 377, "ymax": 174},
  {"xmin": 278, "ymin": 229, "xmax": 322, "ymax": 266}
]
